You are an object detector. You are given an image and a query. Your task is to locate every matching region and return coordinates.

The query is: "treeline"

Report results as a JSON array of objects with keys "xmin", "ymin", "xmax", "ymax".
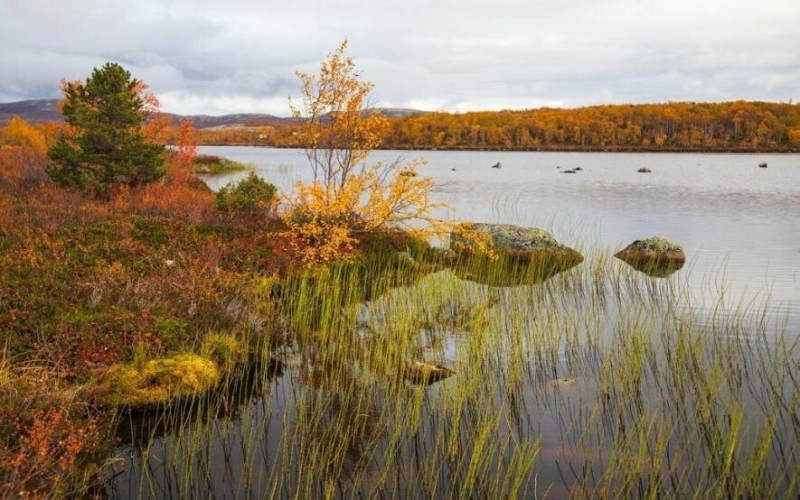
[
  {"xmin": 196, "ymin": 101, "xmax": 800, "ymax": 152},
  {"xmin": 7, "ymin": 100, "xmax": 798, "ymax": 152},
  {"xmin": 381, "ymin": 101, "xmax": 800, "ymax": 151}
]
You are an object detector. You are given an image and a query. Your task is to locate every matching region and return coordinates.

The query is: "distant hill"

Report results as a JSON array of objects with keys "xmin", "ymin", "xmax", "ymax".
[
  {"xmin": 0, "ymin": 99, "xmax": 425, "ymax": 128},
  {"xmin": 0, "ymin": 99, "xmax": 61, "ymax": 124}
]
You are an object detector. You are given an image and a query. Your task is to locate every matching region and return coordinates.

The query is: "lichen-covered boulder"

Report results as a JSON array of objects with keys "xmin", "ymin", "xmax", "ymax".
[
  {"xmin": 451, "ymin": 223, "xmax": 581, "ymax": 259},
  {"xmin": 449, "ymin": 223, "xmax": 583, "ymax": 286},
  {"xmin": 614, "ymin": 236, "xmax": 685, "ymax": 277}
]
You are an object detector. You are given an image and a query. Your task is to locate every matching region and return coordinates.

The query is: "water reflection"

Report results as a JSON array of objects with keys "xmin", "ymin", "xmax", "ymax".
[
  {"xmin": 451, "ymin": 251, "xmax": 584, "ymax": 287},
  {"xmin": 114, "ymin": 356, "xmax": 283, "ymax": 447},
  {"xmin": 614, "ymin": 255, "xmax": 685, "ymax": 278}
]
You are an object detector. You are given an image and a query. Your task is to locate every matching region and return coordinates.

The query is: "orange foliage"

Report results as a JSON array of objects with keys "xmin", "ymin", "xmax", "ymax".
[
  {"xmin": 143, "ymin": 112, "xmax": 173, "ymax": 143},
  {"xmin": 175, "ymin": 119, "xmax": 198, "ymax": 172},
  {"xmin": 1, "ymin": 409, "xmax": 100, "ymax": 497},
  {"xmin": 0, "ymin": 118, "xmax": 51, "ymax": 187},
  {"xmin": 0, "ymin": 116, "xmax": 47, "ymax": 155},
  {"xmin": 110, "ymin": 180, "xmax": 215, "ymax": 224},
  {"xmin": 377, "ymin": 101, "xmax": 800, "ymax": 152},
  {"xmin": 204, "ymin": 101, "xmax": 799, "ymax": 152}
]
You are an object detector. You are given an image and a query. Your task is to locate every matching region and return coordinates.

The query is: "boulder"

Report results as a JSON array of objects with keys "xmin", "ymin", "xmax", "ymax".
[
  {"xmin": 637, "ymin": 167, "xmax": 652, "ymax": 173},
  {"xmin": 404, "ymin": 361, "xmax": 455, "ymax": 385},
  {"xmin": 614, "ymin": 236, "xmax": 685, "ymax": 277},
  {"xmin": 450, "ymin": 223, "xmax": 584, "ymax": 286},
  {"xmin": 759, "ymin": 162, "xmax": 768, "ymax": 168},
  {"xmin": 491, "ymin": 162, "xmax": 502, "ymax": 169}
]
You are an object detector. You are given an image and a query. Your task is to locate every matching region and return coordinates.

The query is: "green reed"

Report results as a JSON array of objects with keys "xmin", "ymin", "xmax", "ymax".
[{"xmin": 112, "ymin": 244, "xmax": 798, "ymax": 498}]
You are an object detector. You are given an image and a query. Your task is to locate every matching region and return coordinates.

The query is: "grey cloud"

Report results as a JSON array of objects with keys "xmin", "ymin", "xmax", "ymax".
[{"xmin": 1, "ymin": 0, "xmax": 798, "ymax": 115}]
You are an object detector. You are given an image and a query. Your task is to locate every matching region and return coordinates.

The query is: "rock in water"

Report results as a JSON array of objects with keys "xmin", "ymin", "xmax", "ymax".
[
  {"xmin": 614, "ymin": 236, "xmax": 686, "ymax": 277},
  {"xmin": 404, "ymin": 362, "xmax": 455, "ymax": 385},
  {"xmin": 491, "ymin": 162, "xmax": 502, "ymax": 169},
  {"xmin": 759, "ymin": 162, "xmax": 768, "ymax": 168},
  {"xmin": 450, "ymin": 223, "xmax": 584, "ymax": 286},
  {"xmin": 637, "ymin": 167, "xmax": 652, "ymax": 173}
]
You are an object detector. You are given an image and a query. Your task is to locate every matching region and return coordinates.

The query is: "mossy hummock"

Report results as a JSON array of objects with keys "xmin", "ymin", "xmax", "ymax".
[{"xmin": 99, "ymin": 353, "xmax": 221, "ymax": 408}]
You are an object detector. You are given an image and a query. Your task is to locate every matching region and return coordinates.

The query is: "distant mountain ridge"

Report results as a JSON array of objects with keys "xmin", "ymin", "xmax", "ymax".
[
  {"xmin": 0, "ymin": 99, "xmax": 425, "ymax": 128},
  {"xmin": 0, "ymin": 99, "xmax": 61, "ymax": 123}
]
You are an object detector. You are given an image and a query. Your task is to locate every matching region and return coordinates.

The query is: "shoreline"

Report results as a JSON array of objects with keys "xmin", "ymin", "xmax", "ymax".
[{"xmin": 197, "ymin": 143, "xmax": 800, "ymax": 154}]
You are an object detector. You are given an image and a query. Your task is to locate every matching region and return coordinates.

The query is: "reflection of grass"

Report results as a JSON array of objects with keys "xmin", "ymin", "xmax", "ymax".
[{"xmin": 115, "ymin": 247, "xmax": 798, "ymax": 498}]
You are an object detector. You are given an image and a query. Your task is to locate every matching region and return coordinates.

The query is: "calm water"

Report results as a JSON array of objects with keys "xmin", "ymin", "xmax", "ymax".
[
  {"xmin": 201, "ymin": 146, "xmax": 799, "ymax": 333},
  {"xmin": 106, "ymin": 148, "xmax": 799, "ymax": 498}
]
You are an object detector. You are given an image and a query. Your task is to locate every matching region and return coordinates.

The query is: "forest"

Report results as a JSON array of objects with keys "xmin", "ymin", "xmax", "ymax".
[{"xmin": 194, "ymin": 100, "xmax": 800, "ymax": 152}]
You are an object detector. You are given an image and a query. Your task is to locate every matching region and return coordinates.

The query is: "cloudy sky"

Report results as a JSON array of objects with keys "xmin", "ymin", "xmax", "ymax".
[{"xmin": 1, "ymin": 0, "xmax": 798, "ymax": 116}]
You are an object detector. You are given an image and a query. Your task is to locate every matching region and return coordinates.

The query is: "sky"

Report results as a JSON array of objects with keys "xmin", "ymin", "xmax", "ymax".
[{"xmin": 1, "ymin": 0, "xmax": 798, "ymax": 117}]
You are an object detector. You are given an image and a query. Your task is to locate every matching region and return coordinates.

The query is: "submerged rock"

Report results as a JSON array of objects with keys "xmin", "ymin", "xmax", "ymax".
[
  {"xmin": 449, "ymin": 222, "xmax": 584, "ymax": 286},
  {"xmin": 614, "ymin": 236, "xmax": 686, "ymax": 277},
  {"xmin": 404, "ymin": 361, "xmax": 455, "ymax": 385}
]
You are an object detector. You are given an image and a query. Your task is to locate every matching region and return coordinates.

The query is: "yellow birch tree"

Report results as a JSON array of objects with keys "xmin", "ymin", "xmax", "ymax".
[{"xmin": 283, "ymin": 40, "xmax": 473, "ymax": 265}]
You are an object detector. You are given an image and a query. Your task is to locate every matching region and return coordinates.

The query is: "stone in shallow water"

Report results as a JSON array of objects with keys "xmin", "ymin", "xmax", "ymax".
[
  {"xmin": 404, "ymin": 362, "xmax": 455, "ymax": 385},
  {"xmin": 449, "ymin": 223, "xmax": 584, "ymax": 286},
  {"xmin": 614, "ymin": 236, "xmax": 686, "ymax": 277}
]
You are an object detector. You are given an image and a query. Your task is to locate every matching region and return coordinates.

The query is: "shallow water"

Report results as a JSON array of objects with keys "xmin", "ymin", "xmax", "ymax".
[
  {"xmin": 105, "ymin": 148, "xmax": 799, "ymax": 497},
  {"xmin": 201, "ymin": 147, "xmax": 800, "ymax": 334}
]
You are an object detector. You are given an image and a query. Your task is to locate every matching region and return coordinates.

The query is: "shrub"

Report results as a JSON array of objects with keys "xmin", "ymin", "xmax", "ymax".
[{"xmin": 215, "ymin": 172, "xmax": 277, "ymax": 214}]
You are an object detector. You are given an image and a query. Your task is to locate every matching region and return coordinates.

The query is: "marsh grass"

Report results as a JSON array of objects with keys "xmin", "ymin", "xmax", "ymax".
[{"xmin": 111, "ymin": 246, "xmax": 798, "ymax": 498}]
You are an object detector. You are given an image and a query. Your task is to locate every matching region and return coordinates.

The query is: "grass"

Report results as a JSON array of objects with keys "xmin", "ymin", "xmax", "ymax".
[
  {"xmin": 107, "ymin": 249, "xmax": 797, "ymax": 498},
  {"xmin": 192, "ymin": 154, "xmax": 250, "ymax": 175}
]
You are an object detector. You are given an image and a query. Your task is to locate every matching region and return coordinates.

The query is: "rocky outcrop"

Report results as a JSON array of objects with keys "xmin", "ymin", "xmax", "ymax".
[
  {"xmin": 449, "ymin": 223, "xmax": 584, "ymax": 286},
  {"xmin": 614, "ymin": 236, "xmax": 685, "ymax": 277}
]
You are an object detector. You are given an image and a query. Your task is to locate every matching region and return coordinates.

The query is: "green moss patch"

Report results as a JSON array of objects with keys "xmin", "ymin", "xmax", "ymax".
[{"xmin": 99, "ymin": 354, "xmax": 220, "ymax": 408}]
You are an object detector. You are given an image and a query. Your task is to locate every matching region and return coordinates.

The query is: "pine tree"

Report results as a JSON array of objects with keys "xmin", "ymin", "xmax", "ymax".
[{"xmin": 47, "ymin": 62, "xmax": 165, "ymax": 192}]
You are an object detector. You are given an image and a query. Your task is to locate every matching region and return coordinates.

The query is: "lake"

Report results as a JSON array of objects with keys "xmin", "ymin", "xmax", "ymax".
[
  {"xmin": 107, "ymin": 147, "xmax": 799, "ymax": 498},
  {"xmin": 200, "ymin": 146, "xmax": 799, "ymax": 334}
]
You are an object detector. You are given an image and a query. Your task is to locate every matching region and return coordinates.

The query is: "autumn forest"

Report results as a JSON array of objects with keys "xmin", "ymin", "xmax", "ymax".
[{"xmin": 195, "ymin": 100, "xmax": 800, "ymax": 152}]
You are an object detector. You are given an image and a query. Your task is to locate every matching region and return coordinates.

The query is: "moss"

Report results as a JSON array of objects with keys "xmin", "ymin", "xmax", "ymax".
[
  {"xmin": 451, "ymin": 222, "xmax": 559, "ymax": 253},
  {"xmin": 624, "ymin": 236, "xmax": 683, "ymax": 253},
  {"xmin": 201, "ymin": 332, "xmax": 250, "ymax": 369},
  {"xmin": 99, "ymin": 353, "xmax": 220, "ymax": 408}
]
